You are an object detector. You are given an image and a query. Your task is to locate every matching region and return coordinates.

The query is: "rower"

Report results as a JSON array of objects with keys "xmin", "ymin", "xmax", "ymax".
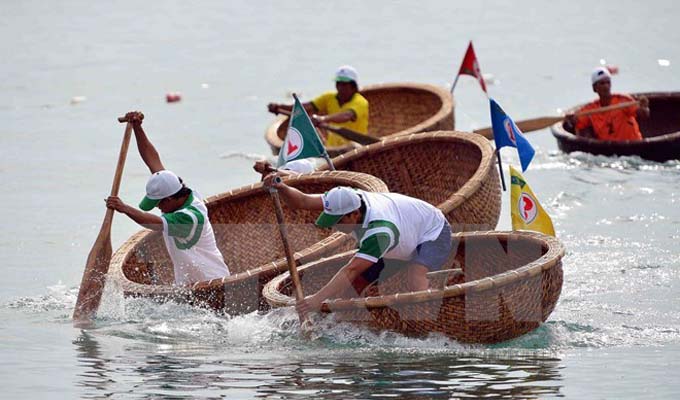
[
  {"xmin": 267, "ymin": 65, "xmax": 369, "ymax": 147},
  {"xmin": 564, "ymin": 67, "xmax": 650, "ymax": 141},
  {"xmin": 105, "ymin": 111, "xmax": 229, "ymax": 286},
  {"xmin": 263, "ymin": 173, "xmax": 452, "ymax": 315}
]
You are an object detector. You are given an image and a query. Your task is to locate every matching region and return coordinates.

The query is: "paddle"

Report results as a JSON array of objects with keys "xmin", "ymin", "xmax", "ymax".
[
  {"xmin": 472, "ymin": 100, "xmax": 639, "ymax": 139},
  {"xmin": 73, "ymin": 117, "xmax": 134, "ymax": 326},
  {"xmin": 267, "ymin": 177, "xmax": 312, "ymax": 331},
  {"xmin": 274, "ymin": 108, "xmax": 380, "ymax": 145}
]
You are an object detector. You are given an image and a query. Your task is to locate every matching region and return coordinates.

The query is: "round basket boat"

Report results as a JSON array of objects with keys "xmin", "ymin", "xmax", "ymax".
[
  {"xmin": 319, "ymin": 131, "xmax": 501, "ymax": 231},
  {"xmin": 551, "ymin": 92, "xmax": 680, "ymax": 162},
  {"xmin": 263, "ymin": 231, "xmax": 565, "ymax": 344},
  {"xmin": 108, "ymin": 171, "xmax": 388, "ymax": 315},
  {"xmin": 265, "ymin": 82, "xmax": 454, "ymax": 157}
]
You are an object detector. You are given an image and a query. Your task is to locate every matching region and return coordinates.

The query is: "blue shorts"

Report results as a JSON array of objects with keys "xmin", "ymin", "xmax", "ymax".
[{"xmin": 361, "ymin": 221, "xmax": 452, "ymax": 283}]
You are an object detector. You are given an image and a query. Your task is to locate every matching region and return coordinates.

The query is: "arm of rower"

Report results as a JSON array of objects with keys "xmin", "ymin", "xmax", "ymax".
[
  {"xmin": 132, "ymin": 123, "xmax": 165, "ymax": 173},
  {"xmin": 320, "ymin": 110, "xmax": 356, "ymax": 124},
  {"xmin": 107, "ymin": 196, "xmax": 164, "ymax": 231},
  {"xmin": 636, "ymin": 96, "xmax": 650, "ymax": 119},
  {"xmin": 275, "ymin": 184, "xmax": 323, "ymax": 210},
  {"xmin": 268, "ymin": 102, "xmax": 317, "ymax": 116},
  {"xmin": 121, "ymin": 206, "xmax": 164, "ymax": 231},
  {"xmin": 307, "ymin": 256, "xmax": 374, "ymax": 306}
]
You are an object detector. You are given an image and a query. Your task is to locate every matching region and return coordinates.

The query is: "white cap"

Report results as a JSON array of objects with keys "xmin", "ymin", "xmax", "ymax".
[
  {"xmin": 139, "ymin": 170, "xmax": 183, "ymax": 210},
  {"xmin": 591, "ymin": 67, "xmax": 612, "ymax": 84},
  {"xmin": 315, "ymin": 187, "xmax": 362, "ymax": 227},
  {"xmin": 335, "ymin": 65, "xmax": 358, "ymax": 84}
]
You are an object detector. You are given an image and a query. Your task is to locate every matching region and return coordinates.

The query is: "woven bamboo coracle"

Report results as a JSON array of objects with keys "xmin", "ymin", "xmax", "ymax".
[
  {"xmin": 265, "ymin": 82, "xmax": 454, "ymax": 157},
  {"xmin": 319, "ymin": 131, "xmax": 501, "ymax": 231},
  {"xmin": 551, "ymin": 91, "xmax": 680, "ymax": 162},
  {"xmin": 263, "ymin": 231, "xmax": 565, "ymax": 344},
  {"xmin": 108, "ymin": 171, "xmax": 389, "ymax": 315}
]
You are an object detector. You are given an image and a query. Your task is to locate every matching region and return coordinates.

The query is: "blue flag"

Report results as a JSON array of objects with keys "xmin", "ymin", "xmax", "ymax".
[{"xmin": 489, "ymin": 98, "xmax": 535, "ymax": 171}]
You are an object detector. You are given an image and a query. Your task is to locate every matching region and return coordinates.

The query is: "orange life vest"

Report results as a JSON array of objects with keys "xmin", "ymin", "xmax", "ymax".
[{"xmin": 575, "ymin": 94, "xmax": 642, "ymax": 141}]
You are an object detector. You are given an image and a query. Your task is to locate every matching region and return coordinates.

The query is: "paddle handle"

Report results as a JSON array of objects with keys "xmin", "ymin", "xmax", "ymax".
[
  {"xmin": 101, "ymin": 120, "xmax": 134, "ymax": 231},
  {"xmin": 275, "ymin": 108, "xmax": 380, "ymax": 145},
  {"xmin": 110, "ymin": 123, "xmax": 133, "ymax": 195},
  {"xmin": 473, "ymin": 100, "xmax": 640, "ymax": 139},
  {"xmin": 101, "ymin": 118, "xmax": 134, "ymax": 228},
  {"xmin": 268, "ymin": 185, "xmax": 309, "ymax": 325},
  {"xmin": 574, "ymin": 100, "xmax": 638, "ymax": 117},
  {"xmin": 96, "ymin": 120, "xmax": 133, "ymax": 241},
  {"xmin": 117, "ymin": 113, "xmax": 145, "ymax": 123}
]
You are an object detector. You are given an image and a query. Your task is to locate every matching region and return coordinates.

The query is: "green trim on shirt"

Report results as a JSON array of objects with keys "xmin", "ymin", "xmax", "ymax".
[
  {"xmin": 356, "ymin": 220, "xmax": 400, "ymax": 259},
  {"xmin": 161, "ymin": 193, "xmax": 204, "ymax": 250}
]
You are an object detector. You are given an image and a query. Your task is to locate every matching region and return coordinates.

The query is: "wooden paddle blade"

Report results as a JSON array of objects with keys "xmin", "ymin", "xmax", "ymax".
[
  {"xmin": 473, "ymin": 116, "xmax": 564, "ymax": 139},
  {"xmin": 472, "ymin": 100, "xmax": 638, "ymax": 140},
  {"xmin": 72, "ymin": 214, "xmax": 114, "ymax": 323},
  {"xmin": 73, "ymin": 121, "xmax": 133, "ymax": 326}
]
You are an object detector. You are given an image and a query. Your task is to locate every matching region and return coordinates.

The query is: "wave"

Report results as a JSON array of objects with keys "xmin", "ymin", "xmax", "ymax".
[{"xmin": 5, "ymin": 276, "xmax": 680, "ymax": 355}]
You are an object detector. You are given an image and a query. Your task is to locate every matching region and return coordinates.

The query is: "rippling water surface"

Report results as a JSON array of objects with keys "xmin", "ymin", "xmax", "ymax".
[{"xmin": 2, "ymin": 0, "xmax": 679, "ymax": 398}]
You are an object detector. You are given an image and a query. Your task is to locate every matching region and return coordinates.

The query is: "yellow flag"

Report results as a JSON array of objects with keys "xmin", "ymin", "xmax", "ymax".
[{"xmin": 510, "ymin": 165, "xmax": 555, "ymax": 236}]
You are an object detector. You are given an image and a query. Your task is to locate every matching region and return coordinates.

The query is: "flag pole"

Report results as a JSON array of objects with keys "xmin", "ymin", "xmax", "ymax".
[
  {"xmin": 450, "ymin": 75, "xmax": 460, "ymax": 95},
  {"xmin": 496, "ymin": 149, "xmax": 506, "ymax": 191},
  {"xmin": 322, "ymin": 154, "xmax": 335, "ymax": 171}
]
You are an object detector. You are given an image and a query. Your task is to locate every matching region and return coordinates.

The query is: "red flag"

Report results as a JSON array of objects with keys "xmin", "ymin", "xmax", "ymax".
[{"xmin": 452, "ymin": 41, "xmax": 487, "ymax": 94}]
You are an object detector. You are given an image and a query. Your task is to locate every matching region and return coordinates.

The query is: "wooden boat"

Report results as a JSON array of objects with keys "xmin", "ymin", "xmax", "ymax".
[
  {"xmin": 108, "ymin": 171, "xmax": 388, "ymax": 315},
  {"xmin": 319, "ymin": 131, "xmax": 501, "ymax": 231},
  {"xmin": 265, "ymin": 82, "xmax": 454, "ymax": 157},
  {"xmin": 551, "ymin": 92, "xmax": 680, "ymax": 162},
  {"xmin": 263, "ymin": 231, "xmax": 565, "ymax": 344}
]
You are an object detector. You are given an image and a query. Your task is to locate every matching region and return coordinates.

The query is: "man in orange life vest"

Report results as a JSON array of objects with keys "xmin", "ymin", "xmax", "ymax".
[{"xmin": 564, "ymin": 67, "xmax": 650, "ymax": 141}]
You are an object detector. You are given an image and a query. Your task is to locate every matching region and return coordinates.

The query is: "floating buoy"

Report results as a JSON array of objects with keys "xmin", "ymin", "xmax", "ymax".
[
  {"xmin": 70, "ymin": 96, "xmax": 87, "ymax": 105},
  {"xmin": 166, "ymin": 92, "xmax": 182, "ymax": 103}
]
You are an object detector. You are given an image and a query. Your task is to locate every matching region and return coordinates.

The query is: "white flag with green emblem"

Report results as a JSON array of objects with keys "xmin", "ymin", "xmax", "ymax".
[{"xmin": 277, "ymin": 95, "xmax": 327, "ymax": 167}]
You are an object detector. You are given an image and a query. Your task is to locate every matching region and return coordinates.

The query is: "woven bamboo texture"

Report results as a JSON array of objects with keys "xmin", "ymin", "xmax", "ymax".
[
  {"xmin": 319, "ymin": 131, "xmax": 501, "ymax": 231},
  {"xmin": 108, "ymin": 171, "xmax": 389, "ymax": 315},
  {"xmin": 551, "ymin": 92, "xmax": 680, "ymax": 162},
  {"xmin": 265, "ymin": 82, "xmax": 454, "ymax": 157},
  {"xmin": 263, "ymin": 231, "xmax": 565, "ymax": 344}
]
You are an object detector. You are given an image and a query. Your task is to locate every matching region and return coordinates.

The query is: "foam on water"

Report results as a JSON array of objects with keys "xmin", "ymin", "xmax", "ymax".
[
  {"xmin": 5, "ymin": 281, "xmax": 77, "ymax": 315},
  {"xmin": 5, "ymin": 266, "xmax": 679, "ymax": 357},
  {"xmin": 218, "ymin": 151, "xmax": 270, "ymax": 162}
]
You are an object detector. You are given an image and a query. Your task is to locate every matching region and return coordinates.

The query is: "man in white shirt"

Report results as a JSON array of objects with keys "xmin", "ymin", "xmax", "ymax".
[
  {"xmin": 263, "ymin": 174, "xmax": 452, "ymax": 314},
  {"xmin": 106, "ymin": 111, "xmax": 229, "ymax": 286}
]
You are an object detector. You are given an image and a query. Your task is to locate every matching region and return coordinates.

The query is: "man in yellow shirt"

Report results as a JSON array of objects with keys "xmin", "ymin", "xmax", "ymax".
[{"xmin": 267, "ymin": 65, "xmax": 369, "ymax": 147}]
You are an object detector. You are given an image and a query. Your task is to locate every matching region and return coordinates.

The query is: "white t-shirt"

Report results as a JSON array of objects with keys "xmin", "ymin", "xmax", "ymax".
[
  {"xmin": 161, "ymin": 192, "xmax": 230, "ymax": 285},
  {"xmin": 353, "ymin": 190, "xmax": 447, "ymax": 263}
]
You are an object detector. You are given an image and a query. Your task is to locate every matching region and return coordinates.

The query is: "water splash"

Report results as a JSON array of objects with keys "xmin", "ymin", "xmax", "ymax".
[
  {"xmin": 5, "ymin": 281, "xmax": 77, "ymax": 314},
  {"xmin": 6, "ymin": 265, "xmax": 680, "ymax": 355},
  {"xmin": 218, "ymin": 151, "xmax": 269, "ymax": 162}
]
